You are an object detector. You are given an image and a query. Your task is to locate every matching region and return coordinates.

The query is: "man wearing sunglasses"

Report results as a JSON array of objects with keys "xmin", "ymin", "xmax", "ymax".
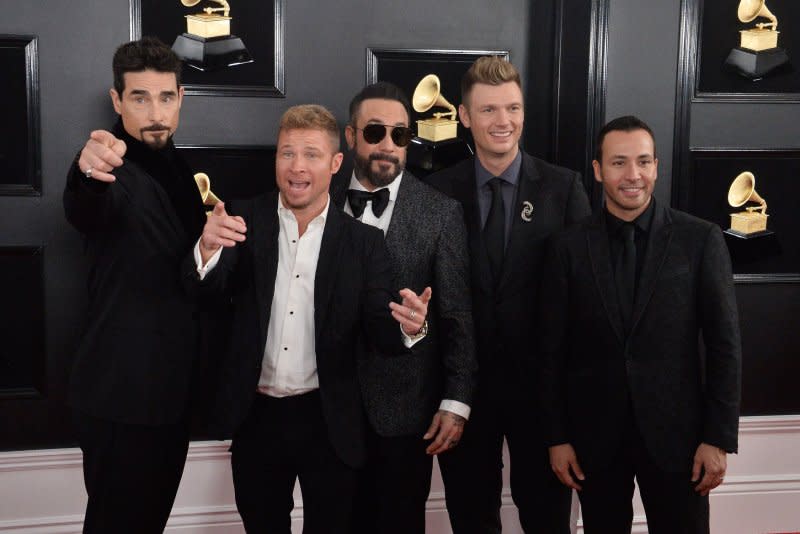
[
  {"xmin": 424, "ymin": 57, "xmax": 591, "ymax": 533},
  {"xmin": 331, "ymin": 82, "xmax": 477, "ymax": 534}
]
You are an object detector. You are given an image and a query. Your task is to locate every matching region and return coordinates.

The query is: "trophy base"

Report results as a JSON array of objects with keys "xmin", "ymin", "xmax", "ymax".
[
  {"xmin": 724, "ymin": 228, "xmax": 774, "ymax": 239},
  {"xmin": 416, "ymin": 118, "xmax": 458, "ymax": 142},
  {"xmin": 172, "ymin": 33, "xmax": 253, "ymax": 72},
  {"xmin": 724, "ymin": 47, "xmax": 789, "ymax": 79},
  {"xmin": 729, "ymin": 211, "xmax": 769, "ymax": 235},
  {"xmin": 407, "ymin": 137, "xmax": 472, "ymax": 178}
]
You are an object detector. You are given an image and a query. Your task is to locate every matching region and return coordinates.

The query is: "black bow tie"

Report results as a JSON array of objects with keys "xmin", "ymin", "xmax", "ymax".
[{"xmin": 347, "ymin": 188, "xmax": 390, "ymax": 218}]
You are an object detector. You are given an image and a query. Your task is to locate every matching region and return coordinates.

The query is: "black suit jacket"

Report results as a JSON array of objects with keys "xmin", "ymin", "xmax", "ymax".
[
  {"xmin": 425, "ymin": 152, "xmax": 591, "ymax": 401},
  {"xmin": 64, "ymin": 158, "xmax": 202, "ymax": 425},
  {"xmin": 185, "ymin": 192, "xmax": 403, "ymax": 468},
  {"xmin": 331, "ymin": 173, "xmax": 477, "ymax": 436},
  {"xmin": 539, "ymin": 202, "xmax": 742, "ymax": 473}
]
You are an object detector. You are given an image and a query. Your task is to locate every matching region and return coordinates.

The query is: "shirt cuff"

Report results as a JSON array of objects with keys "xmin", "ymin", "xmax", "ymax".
[
  {"xmin": 194, "ymin": 239, "xmax": 222, "ymax": 280},
  {"xmin": 401, "ymin": 324, "xmax": 426, "ymax": 348},
  {"xmin": 439, "ymin": 399, "xmax": 471, "ymax": 420}
]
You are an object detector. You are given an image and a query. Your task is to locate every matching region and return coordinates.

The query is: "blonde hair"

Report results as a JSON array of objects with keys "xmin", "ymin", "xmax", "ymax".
[
  {"xmin": 461, "ymin": 56, "xmax": 522, "ymax": 105},
  {"xmin": 279, "ymin": 104, "xmax": 340, "ymax": 150}
]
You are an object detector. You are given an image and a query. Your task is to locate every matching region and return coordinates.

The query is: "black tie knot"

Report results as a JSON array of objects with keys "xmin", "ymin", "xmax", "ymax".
[{"xmin": 347, "ymin": 188, "xmax": 390, "ymax": 219}]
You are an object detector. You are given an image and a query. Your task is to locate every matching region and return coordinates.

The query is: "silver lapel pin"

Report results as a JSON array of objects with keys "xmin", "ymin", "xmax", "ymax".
[{"xmin": 521, "ymin": 201, "xmax": 533, "ymax": 222}]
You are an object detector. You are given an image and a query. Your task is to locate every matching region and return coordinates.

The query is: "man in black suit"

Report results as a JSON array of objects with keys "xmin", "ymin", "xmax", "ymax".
[
  {"xmin": 540, "ymin": 115, "xmax": 741, "ymax": 533},
  {"xmin": 330, "ymin": 82, "xmax": 477, "ymax": 534},
  {"xmin": 190, "ymin": 104, "xmax": 431, "ymax": 533},
  {"xmin": 425, "ymin": 56, "xmax": 591, "ymax": 533},
  {"xmin": 63, "ymin": 38, "xmax": 207, "ymax": 533}
]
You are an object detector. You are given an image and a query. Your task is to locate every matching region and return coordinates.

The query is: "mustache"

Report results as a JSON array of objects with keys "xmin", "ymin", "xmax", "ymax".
[
  {"xmin": 141, "ymin": 124, "xmax": 169, "ymax": 133},
  {"xmin": 369, "ymin": 153, "xmax": 400, "ymax": 165}
]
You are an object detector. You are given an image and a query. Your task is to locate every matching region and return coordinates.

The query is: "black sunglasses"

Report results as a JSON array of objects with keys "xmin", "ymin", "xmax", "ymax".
[{"xmin": 356, "ymin": 124, "xmax": 414, "ymax": 147}]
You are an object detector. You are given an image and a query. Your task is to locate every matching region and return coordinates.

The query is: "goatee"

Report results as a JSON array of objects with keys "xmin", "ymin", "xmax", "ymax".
[{"xmin": 353, "ymin": 151, "xmax": 404, "ymax": 189}]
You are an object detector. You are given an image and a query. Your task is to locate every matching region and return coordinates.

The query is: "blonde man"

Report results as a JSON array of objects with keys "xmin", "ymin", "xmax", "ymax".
[{"xmin": 425, "ymin": 57, "xmax": 591, "ymax": 533}]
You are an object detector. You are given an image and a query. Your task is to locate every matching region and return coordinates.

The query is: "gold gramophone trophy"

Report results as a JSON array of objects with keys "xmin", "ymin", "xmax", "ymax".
[
  {"xmin": 194, "ymin": 172, "xmax": 222, "ymax": 212},
  {"xmin": 725, "ymin": 171, "xmax": 771, "ymax": 237},
  {"xmin": 724, "ymin": 0, "xmax": 789, "ymax": 79},
  {"xmin": 412, "ymin": 74, "xmax": 459, "ymax": 142},
  {"xmin": 171, "ymin": 0, "xmax": 253, "ymax": 71}
]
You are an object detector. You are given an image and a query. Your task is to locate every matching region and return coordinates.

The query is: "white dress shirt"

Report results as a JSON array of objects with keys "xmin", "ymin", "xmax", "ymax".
[
  {"xmin": 195, "ymin": 195, "xmax": 329, "ymax": 397},
  {"xmin": 345, "ymin": 173, "xmax": 471, "ymax": 420}
]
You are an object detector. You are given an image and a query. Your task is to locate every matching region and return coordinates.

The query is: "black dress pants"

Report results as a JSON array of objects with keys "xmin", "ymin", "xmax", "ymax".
[
  {"xmin": 73, "ymin": 410, "xmax": 190, "ymax": 534},
  {"xmin": 230, "ymin": 391, "xmax": 357, "ymax": 534},
  {"xmin": 577, "ymin": 421, "xmax": 709, "ymax": 534},
  {"xmin": 437, "ymin": 387, "xmax": 572, "ymax": 534},
  {"xmin": 353, "ymin": 430, "xmax": 434, "ymax": 534}
]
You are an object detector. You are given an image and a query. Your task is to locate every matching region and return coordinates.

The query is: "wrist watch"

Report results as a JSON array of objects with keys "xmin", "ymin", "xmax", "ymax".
[{"xmin": 408, "ymin": 319, "xmax": 428, "ymax": 340}]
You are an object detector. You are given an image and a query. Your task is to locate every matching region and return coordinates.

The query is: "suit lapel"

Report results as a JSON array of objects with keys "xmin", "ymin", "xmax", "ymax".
[
  {"xmin": 385, "ymin": 175, "xmax": 411, "ymax": 254},
  {"xmin": 314, "ymin": 204, "xmax": 345, "ymax": 342},
  {"xmin": 251, "ymin": 194, "xmax": 280, "ymax": 351},
  {"xmin": 630, "ymin": 202, "xmax": 673, "ymax": 333},
  {"xmin": 451, "ymin": 166, "xmax": 494, "ymax": 296},
  {"xmin": 587, "ymin": 213, "xmax": 626, "ymax": 342}
]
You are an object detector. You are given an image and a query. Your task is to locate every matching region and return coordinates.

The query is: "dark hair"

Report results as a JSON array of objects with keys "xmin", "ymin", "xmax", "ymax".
[
  {"xmin": 348, "ymin": 82, "xmax": 412, "ymax": 126},
  {"xmin": 595, "ymin": 115, "xmax": 657, "ymax": 162},
  {"xmin": 461, "ymin": 56, "xmax": 522, "ymax": 106},
  {"xmin": 112, "ymin": 37, "xmax": 182, "ymax": 95}
]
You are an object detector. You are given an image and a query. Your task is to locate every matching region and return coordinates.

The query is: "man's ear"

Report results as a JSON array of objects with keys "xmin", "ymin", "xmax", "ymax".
[
  {"xmin": 458, "ymin": 104, "xmax": 471, "ymax": 128},
  {"xmin": 592, "ymin": 160, "xmax": 603, "ymax": 183},
  {"xmin": 344, "ymin": 125, "xmax": 356, "ymax": 150},
  {"xmin": 331, "ymin": 151, "xmax": 344, "ymax": 175},
  {"xmin": 110, "ymin": 88, "xmax": 122, "ymax": 115}
]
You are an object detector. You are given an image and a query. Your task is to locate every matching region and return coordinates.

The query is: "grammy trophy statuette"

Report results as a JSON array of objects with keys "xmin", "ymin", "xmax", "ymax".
[
  {"xmin": 406, "ymin": 74, "xmax": 472, "ymax": 177},
  {"xmin": 725, "ymin": 171, "xmax": 773, "ymax": 238},
  {"xmin": 171, "ymin": 0, "xmax": 253, "ymax": 72},
  {"xmin": 195, "ymin": 172, "xmax": 222, "ymax": 213},
  {"xmin": 724, "ymin": 0, "xmax": 790, "ymax": 79},
  {"xmin": 412, "ymin": 75, "xmax": 459, "ymax": 142}
]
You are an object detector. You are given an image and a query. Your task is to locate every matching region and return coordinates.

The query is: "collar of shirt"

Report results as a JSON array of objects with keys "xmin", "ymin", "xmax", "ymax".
[
  {"xmin": 474, "ymin": 150, "xmax": 522, "ymax": 189},
  {"xmin": 277, "ymin": 191, "xmax": 331, "ymax": 230},
  {"xmin": 604, "ymin": 195, "xmax": 656, "ymax": 237}
]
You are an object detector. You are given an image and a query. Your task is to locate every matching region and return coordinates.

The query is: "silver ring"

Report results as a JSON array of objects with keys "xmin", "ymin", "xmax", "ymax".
[
  {"xmin": 409, "ymin": 310, "xmax": 416, "ymax": 320},
  {"xmin": 84, "ymin": 167, "xmax": 93, "ymax": 178}
]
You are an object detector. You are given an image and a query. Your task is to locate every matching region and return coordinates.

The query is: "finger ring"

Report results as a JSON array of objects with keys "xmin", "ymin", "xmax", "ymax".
[
  {"xmin": 409, "ymin": 310, "xmax": 416, "ymax": 320},
  {"xmin": 84, "ymin": 167, "xmax": 93, "ymax": 178}
]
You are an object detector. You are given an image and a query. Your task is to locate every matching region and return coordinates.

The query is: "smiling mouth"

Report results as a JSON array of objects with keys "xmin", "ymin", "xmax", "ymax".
[{"xmin": 620, "ymin": 186, "xmax": 643, "ymax": 196}]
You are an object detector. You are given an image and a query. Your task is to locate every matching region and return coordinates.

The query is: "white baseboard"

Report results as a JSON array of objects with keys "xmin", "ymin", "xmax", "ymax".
[{"xmin": 1, "ymin": 416, "xmax": 799, "ymax": 534}]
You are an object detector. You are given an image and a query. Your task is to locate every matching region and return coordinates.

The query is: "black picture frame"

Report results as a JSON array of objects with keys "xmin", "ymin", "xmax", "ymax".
[
  {"xmin": 365, "ymin": 48, "xmax": 510, "ymax": 145},
  {"xmin": 0, "ymin": 35, "xmax": 41, "ymax": 196},
  {"xmin": 685, "ymin": 149, "xmax": 800, "ymax": 282},
  {"xmin": 691, "ymin": 0, "xmax": 800, "ymax": 101},
  {"xmin": 176, "ymin": 144, "xmax": 277, "ymax": 201},
  {"xmin": 0, "ymin": 246, "xmax": 45, "ymax": 400},
  {"xmin": 130, "ymin": 0, "xmax": 285, "ymax": 97}
]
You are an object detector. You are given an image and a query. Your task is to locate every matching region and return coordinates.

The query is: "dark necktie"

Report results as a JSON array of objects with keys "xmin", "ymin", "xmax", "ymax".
[
  {"xmin": 484, "ymin": 177, "xmax": 506, "ymax": 283},
  {"xmin": 614, "ymin": 223, "xmax": 636, "ymax": 331},
  {"xmin": 347, "ymin": 188, "xmax": 390, "ymax": 219}
]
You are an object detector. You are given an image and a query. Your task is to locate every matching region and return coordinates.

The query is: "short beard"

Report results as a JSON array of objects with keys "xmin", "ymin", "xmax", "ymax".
[
  {"xmin": 140, "ymin": 124, "xmax": 172, "ymax": 150},
  {"xmin": 353, "ymin": 150, "xmax": 405, "ymax": 189}
]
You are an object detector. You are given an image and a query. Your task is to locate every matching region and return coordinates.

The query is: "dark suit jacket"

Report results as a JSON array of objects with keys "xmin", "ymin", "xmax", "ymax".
[
  {"xmin": 424, "ymin": 152, "xmax": 591, "ymax": 402},
  {"xmin": 63, "ymin": 158, "xmax": 202, "ymax": 426},
  {"xmin": 185, "ymin": 192, "xmax": 403, "ymax": 468},
  {"xmin": 331, "ymin": 172, "xmax": 477, "ymax": 437},
  {"xmin": 539, "ymin": 202, "xmax": 742, "ymax": 473}
]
